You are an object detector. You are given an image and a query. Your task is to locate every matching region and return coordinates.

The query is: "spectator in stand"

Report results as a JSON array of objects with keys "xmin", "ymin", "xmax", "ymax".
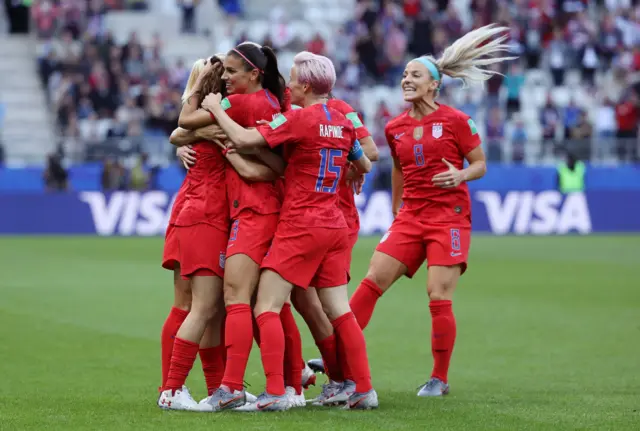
[
  {"xmin": 615, "ymin": 90, "xmax": 639, "ymax": 160},
  {"xmin": 383, "ymin": 23, "xmax": 408, "ymax": 86},
  {"xmin": 485, "ymin": 63, "xmax": 503, "ymax": 107},
  {"xmin": 503, "ymin": 62, "xmax": 525, "ymax": 118},
  {"xmin": 32, "ymin": 0, "xmax": 59, "ymax": 39},
  {"xmin": 599, "ymin": 15, "xmax": 624, "ymax": 68},
  {"xmin": 43, "ymin": 153, "xmax": 69, "ymax": 192},
  {"xmin": 594, "ymin": 97, "xmax": 617, "ymax": 159},
  {"xmin": 306, "ymin": 33, "xmax": 327, "ymax": 56},
  {"xmin": 577, "ymin": 36, "xmax": 601, "ymax": 87},
  {"xmin": 540, "ymin": 95, "xmax": 560, "ymax": 156},
  {"xmin": 179, "ymin": 0, "xmax": 199, "ymax": 34},
  {"xmin": 548, "ymin": 29, "xmax": 569, "ymax": 87},
  {"xmin": 101, "ymin": 158, "xmax": 126, "ymax": 191},
  {"xmin": 485, "ymin": 106, "xmax": 505, "ymax": 162},
  {"xmin": 129, "ymin": 152, "xmax": 151, "ymax": 190},
  {"xmin": 511, "ymin": 114, "xmax": 527, "ymax": 163},
  {"xmin": 563, "ymin": 99, "xmax": 583, "ymax": 139},
  {"xmin": 568, "ymin": 111, "xmax": 594, "ymax": 160}
]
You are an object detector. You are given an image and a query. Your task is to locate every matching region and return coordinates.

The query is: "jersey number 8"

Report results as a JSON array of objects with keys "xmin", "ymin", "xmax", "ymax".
[
  {"xmin": 413, "ymin": 144, "xmax": 425, "ymax": 166},
  {"xmin": 316, "ymin": 148, "xmax": 343, "ymax": 193}
]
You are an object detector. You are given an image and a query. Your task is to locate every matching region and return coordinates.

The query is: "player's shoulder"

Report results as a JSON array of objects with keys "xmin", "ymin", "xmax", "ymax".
[
  {"xmin": 385, "ymin": 111, "xmax": 410, "ymax": 134},
  {"xmin": 439, "ymin": 104, "xmax": 471, "ymax": 122},
  {"xmin": 222, "ymin": 93, "xmax": 246, "ymax": 109},
  {"xmin": 327, "ymin": 98, "xmax": 353, "ymax": 114}
]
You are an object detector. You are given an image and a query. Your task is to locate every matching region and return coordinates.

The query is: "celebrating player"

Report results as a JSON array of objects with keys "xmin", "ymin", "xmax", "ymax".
[
  {"xmin": 159, "ymin": 57, "xmax": 227, "ymax": 398},
  {"xmin": 203, "ymin": 51, "xmax": 377, "ymax": 411},
  {"xmin": 291, "ymin": 98, "xmax": 379, "ymax": 405},
  {"xmin": 348, "ymin": 24, "xmax": 514, "ymax": 397},
  {"xmin": 158, "ymin": 55, "xmax": 231, "ymax": 411}
]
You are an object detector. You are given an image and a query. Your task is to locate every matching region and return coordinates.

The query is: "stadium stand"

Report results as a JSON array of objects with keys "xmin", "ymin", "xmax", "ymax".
[{"xmin": 1, "ymin": 0, "xmax": 639, "ymax": 170}]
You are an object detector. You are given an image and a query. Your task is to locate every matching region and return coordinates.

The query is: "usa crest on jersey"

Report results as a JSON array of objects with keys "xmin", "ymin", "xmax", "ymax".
[
  {"xmin": 413, "ymin": 126, "xmax": 423, "ymax": 140},
  {"xmin": 432, "ymin": 123, "xmax": 443, "ymax": 139},
  {"xmin": 219, "ymin": 252, "xmax": 226, "ymax": 269}
]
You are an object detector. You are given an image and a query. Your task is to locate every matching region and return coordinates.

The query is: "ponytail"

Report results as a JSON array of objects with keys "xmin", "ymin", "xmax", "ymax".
[
  {"xmin": 418, "ymin": 24, "xmax": 516, "ymax": 91},
  {"xmin": 260, "ymin": 46, "xmax": 287, "ymax": 112}
]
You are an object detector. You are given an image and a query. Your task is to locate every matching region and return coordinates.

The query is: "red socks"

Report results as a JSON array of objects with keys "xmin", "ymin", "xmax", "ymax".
[
  {"xmin": 160, "ymin": 307, "xmax": 189, "ymax": 388},
  {"xmin": 316, "ymin": 334, "xmax": 344, "ymax": 382},
  {"xmin": 280, "ymin": 303, "xmax": 303, "ymax": 395},
  {"xmin": 221, "ymin": 304, "xmax": 253, "ymax": 392},
  {"xmin": 332, "ymin": 312, "xmax": 372, "ymax": 393},
  {"xmin": 165, "ymin": 337, "xmax": 199, "ymax": 391},
  {"xmin": 429, "ymin": 300, "xmax": 456, "ymax": 383},
  {"xmin": 349, "ymin": 278, "xmax": 383, "ymax": 329},
  {"xmin": 256, "ymin": 311, "xmax": 286, "ymax": 396},
  {"xmin": 200, "ymin": 345, "xmax": 225, "ymax": 395}
]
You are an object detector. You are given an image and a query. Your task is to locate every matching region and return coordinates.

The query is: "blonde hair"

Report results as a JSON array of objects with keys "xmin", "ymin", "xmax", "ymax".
[
  {"xmin": 182, "ymin": 58, "xmax": 206, "ymax": 104},
  {"xmin": 421, "ymin": 24, "xmax": 516, "ymax": 89}
]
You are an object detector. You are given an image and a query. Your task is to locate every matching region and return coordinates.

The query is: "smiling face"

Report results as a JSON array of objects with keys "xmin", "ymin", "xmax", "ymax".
[
  {"xmin": 222, "ymin": 53, "xmax": 260, "ymax": 95},
  {"xmin": 401, "ymin": 60, "xmax": 439, "ymax": 102}
]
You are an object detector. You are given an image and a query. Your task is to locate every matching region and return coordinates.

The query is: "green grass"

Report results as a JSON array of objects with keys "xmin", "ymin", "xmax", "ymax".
[{"xmin": 0, "ymin": 236, "xmax": 639, "ymax": 430}]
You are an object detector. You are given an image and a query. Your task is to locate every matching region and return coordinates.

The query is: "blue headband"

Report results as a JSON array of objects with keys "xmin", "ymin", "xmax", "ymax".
[{"xmin": 412, "ymin": 57, "xmax": 440, "ymax": 82}]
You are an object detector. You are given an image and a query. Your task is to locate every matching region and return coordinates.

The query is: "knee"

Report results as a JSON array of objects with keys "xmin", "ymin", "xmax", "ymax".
[
  {"xmin": 190, "ymin": 301, "xmax": 220, "ymax": 322},
  {"xmin": 292, "ymin": 293, "xmax": 324, "ymax": 321},
  {"xmin": 254, "ymin": 297, "xmax": 282, "ymax": 317},
  {"xmin": 224, "ymin": 277, "xmax": 253, "ymax": 306},
  {"xmin": 173, "ymin": 288, "xmax": 192, "ymax": 311},
  {"xmin": 427, "ymin": 281, "xmax": 454, "ymax": 301},
  {"xmin": 364, "ymin": 268, "xmax": 391, "ymax": 291}
]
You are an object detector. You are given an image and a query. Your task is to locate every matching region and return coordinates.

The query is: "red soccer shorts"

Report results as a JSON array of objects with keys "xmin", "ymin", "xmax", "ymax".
[
  {"xmin": 174, "ymin": 223, "xmax": 228, "ymax": 280},
  {"xmin": 227, "ymin": 211, "xmax": 279, "ymax": 265},
  {"xmin": 261, "ymin": 221, "xmax": 350, "ymax": 289},
  {"xmin": 344, "ymin": 225, "xmax": 359, "ymax": 282},
  {"xmin": 375, "ymin": 210, "xmax": 471, "ymax": 277},
  {"xmin": 162, "ymin": 223, "xmax": 179, "ymax": 270}
]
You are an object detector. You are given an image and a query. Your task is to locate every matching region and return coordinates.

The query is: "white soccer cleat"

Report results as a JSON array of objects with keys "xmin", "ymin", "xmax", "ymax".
[
  {"xmin": 310, "ymin": 380, "xmax": 343, "ymax": 406},
  {"xmin": 245, "ymin": 392, "xmax": 258, "ymax": 403},
  {"xmin": 157, "ymin": 386, "xmax": 199, "ymax": 411},
  {"xmin": 301, "ymin": 363, "xmax": 316, "ymax": 389},
  {"xmin": 345, "ymin": 389, "xmax": 379, "ymax": 410},
  {"xmin": 285, "ymin": 386, "xmax": 306, "ymax": 408},
  {"xmin": 324, "ymin": 379, "xmax": 355, "ymax": 405}
]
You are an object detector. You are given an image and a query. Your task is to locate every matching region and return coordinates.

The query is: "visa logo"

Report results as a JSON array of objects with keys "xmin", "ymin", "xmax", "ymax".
[
  {"xmin": 475, "ymin": 191, "xmax": 592, "ymax": 235},
  {"xmin": 79, "ymin": 191, "xmax": 176, "ymax": 236}
]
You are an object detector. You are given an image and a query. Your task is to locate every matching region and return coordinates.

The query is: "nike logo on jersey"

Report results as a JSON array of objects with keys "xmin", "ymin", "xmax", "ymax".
[
  {"xmin": 450, "ymin": 252, "xmax": 462, "ymax": 257},
  {"xmin": 394, "ymin": 133, "xmax": 405, "ymax": 140}
]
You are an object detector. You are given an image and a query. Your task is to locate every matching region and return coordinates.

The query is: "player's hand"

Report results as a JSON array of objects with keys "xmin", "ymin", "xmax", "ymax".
[
  {"xmin": 352, "ymin": 174, "xmax": 365, "ymax": 195},
  {"xmin": 202, "ymin": 92, "xmax": 222, "ymax": 113},
  {"xmin": 177, "ymin": 145, "xmax": 196, "ymax": 169},
  {"xmin": 256, "ymin": 120, "xmax": 269, "ymax": 126},
  {"xmin": 432, "ymin": 158, "xmax": 464, "ymax": 188}
]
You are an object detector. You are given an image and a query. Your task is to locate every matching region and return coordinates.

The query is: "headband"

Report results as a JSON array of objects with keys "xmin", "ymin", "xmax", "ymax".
[
  {"xmin": 412, "ymin": 57, "xmax": 440, "ymax": 82},
  {"xmin": 232, "ymin": 48, "xmax": 264, "ymax": 74}
]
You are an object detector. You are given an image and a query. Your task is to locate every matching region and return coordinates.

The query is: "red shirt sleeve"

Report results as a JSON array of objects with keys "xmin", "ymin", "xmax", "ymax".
[
  {"xmin": 330, "ymin": 99, "xmax": 371, "ymax": 140},
  {"xmin": 257, "ymin": 110, "xmax": 299, "ymax": 149},
  {"xmin": 455, "ymin": 113, "xmax": 482, "ymax": 155}
]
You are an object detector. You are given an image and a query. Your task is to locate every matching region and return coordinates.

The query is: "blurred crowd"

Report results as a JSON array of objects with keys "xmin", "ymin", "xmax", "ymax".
[{"xmin": 33, "ymin": 0, "xmax": 640, "ymax": 185}]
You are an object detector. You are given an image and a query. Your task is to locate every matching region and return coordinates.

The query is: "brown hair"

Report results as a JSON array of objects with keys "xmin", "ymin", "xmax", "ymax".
[{"xmin": 196, "ymin": 55, "xmax": 227, "ymax": 106}]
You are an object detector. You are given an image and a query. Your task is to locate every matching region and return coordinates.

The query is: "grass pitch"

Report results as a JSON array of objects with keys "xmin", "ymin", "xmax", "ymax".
[{"xmin": 0, "ymin": 235, "xmax": 638, "ymax": 430}]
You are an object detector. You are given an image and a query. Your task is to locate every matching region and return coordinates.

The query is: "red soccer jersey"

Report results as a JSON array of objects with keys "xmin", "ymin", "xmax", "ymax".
[
  {"xmin": 385, "ymin": 104, "xmax": 481, "ymax": 224},
  {"xmin": 327, "ymin": 99, "xmax": 372, "ymax": 228},
  {"xmin": 220, "ymin": 90, "xmax": 283, "ymax": 219},
  {"xmin": 257, "ymin": 104, "xmax": 357, "ymax": 229}
]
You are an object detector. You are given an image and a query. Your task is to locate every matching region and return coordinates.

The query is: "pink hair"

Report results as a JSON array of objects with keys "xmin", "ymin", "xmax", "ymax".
[{"xmin": 293, "ymin": 51, "xmax": 336, "ymax": 95}]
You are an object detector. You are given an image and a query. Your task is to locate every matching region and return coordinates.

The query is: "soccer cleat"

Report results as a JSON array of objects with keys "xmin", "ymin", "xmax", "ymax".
[
  {"xmin": 157, "ymin": 386, "xmax": 199, "ymax": 411},
  {"xmin": 301, "ymin": 363, "xmax": 316, "ymax": 389},
  {"xmin": 324, "ymin": 379, "xmax": 355, "ymax": 405},
  {"xmin": 252, "ymin": 392, "xmax": 291, "ymax": 412},
  {"xmin": 198, "ymin": 387, "xmax": 246, "ymax": 412},
  {"xmin": 245, "ymin": 391, "xmax": 258, "ymax": 403},
  {"xmin": 345, "ymin": 389, "xmax": 379, "ymax": 410},
  {"xmin": 307, "ymin": 358, "xmax": 325, "ymax": 374},
  {"xmin": 310, "ymin": 380, "xmax": 343, "ymax": 406},
  {"xmin": 285, "ymin": 386, "xmax": 306, "ymax": 408},
  {"xmin": 417, "ymin": 377, "xmax": 450, "ymax": 397},
  {"xmin": 233, "ymin": 401, "xmax": 258, "ymax": 412}
]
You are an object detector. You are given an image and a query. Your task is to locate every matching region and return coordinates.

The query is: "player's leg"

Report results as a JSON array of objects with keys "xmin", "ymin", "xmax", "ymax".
[
  {"xmin": 198, "ymin": 303, "xmax": 226, "ymax": 397},
  {"xmin": 160, "ymin": 266, "xmax": 191, "ymax": 390},
  {"xmin": 316, "ymin": 285, "xmax": 378, "ymax": 410},
  {"xmin": 417, "ymin": 225, "xmax": 470, "ymax": 397},
  {"xmin": 251, "ymin": 269, "xmax": 294, "ymax": 411},
  {"xmin": 160, "ymin": 273, "xmax": 224, "ymax": 410}
]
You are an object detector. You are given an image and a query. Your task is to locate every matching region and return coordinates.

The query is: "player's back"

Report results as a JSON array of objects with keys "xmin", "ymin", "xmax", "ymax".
[
  {"xmin": 221, "ymin": 90, "xmax": 283, "ymax": 218},
  {"xmin": 280, "ymin": 104, "xmax": 355, "ymax": 228}
]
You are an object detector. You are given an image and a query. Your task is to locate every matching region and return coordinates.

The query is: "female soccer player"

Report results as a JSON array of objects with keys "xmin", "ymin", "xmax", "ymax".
[
  {"xmin": 158, "ymin": 55, "xmax": 231, "ymax": 411},
  {"xmin": 159, "ymin": 57, "xmax": 222, "ymax": 396},
  {"xmin": 291, "ymin": 99, "xmax": 379, "ymax": 405},
  {"xmin": 203, "ymin": 51, "xmax": 377, "ymax": 411},
  {"xmin": 174, "ymin": 42, "xmax": 309, "ymax": 412},
  {"xmin": 348, "ymin": 24, "xmax": 514, "ymax": 397}
]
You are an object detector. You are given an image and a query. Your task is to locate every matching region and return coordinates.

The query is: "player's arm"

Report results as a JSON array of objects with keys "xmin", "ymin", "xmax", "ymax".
[
  {"xmin": 178, "ymin": 64, "xmax": 218, "ymax": 129},
  {"xmin": 210, "ymin": 140, "xmax": 279, "ymax": 181},
  {"xmin": 391, "ymin": 156, "xmax": 403, "ymax": 217},
  {"xmin": 460, "ymin": 146, "xmax": 487, "ymax": 182},
  {"xmin": 348, "ymin": 139, "xmax": 372, "ymax": 174},
  {"xmin": 359, "ymin": 135, "xmax": 379, "ymax": 161},
  {"xmin": 254, "ymin": 147, "xmax": 286, "ymax": 177},
  {"xmin": 194, "ymin": 124, "xmax": 227, "ymax": 143},
  {"xmin": 169, "ymin": 127, "xmax": 199, "ymax": 147},
  {"xmin": 343, "ymin": 109, "xmax": 379, "ymax": 162}
]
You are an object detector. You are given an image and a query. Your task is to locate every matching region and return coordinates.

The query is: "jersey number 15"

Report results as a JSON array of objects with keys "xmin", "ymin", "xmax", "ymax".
[{"xmin": 316, "ymin": 148, "xmax": 343, "ymax": 193}]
